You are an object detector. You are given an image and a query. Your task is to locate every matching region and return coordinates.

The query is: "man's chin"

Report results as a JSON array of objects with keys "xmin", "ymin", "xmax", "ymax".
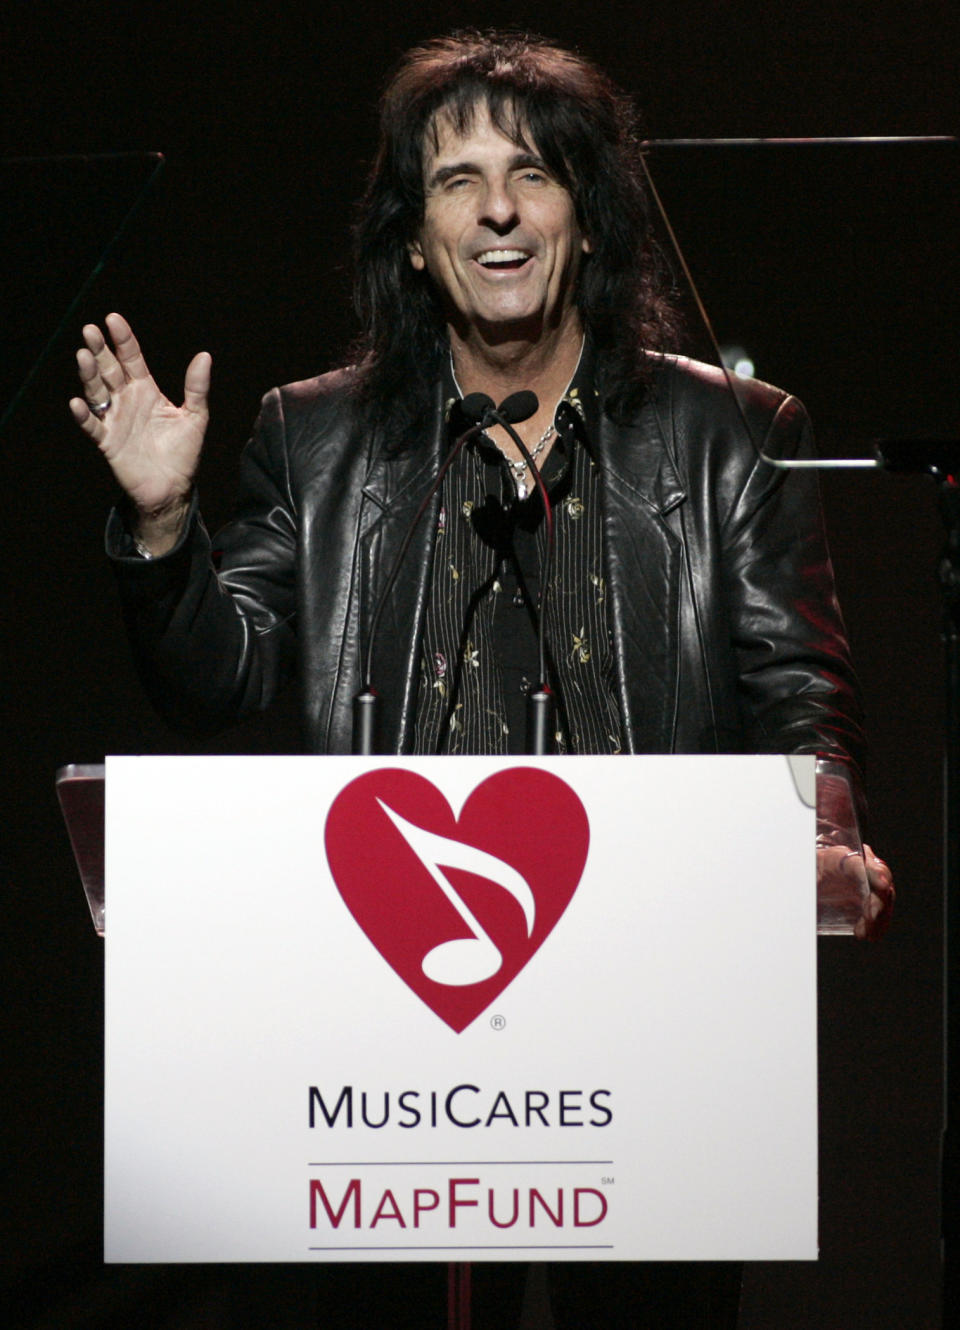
[
  {"xmin": 474, "ymin": 314, "xmax": 544, "ymax": 345},
  {"xmin": 452, "ymin": 307, "xmax": 571, "ymax": 350}
]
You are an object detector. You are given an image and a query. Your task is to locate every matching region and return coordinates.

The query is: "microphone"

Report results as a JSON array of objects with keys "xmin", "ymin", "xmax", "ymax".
[
  {"xmin": 489, "ymin": 390, "xmax": 538, "ymax": 426},
  {"xmin": 460, "ymin": 392, "xmax": 496, "ymax": 424}
]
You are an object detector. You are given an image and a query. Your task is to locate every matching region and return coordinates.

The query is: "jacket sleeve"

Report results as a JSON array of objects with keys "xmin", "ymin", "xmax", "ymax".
[
  {"xmin": 717, "ymin": 390, "xmax": 867, "ymax": 779},
  {"xmin": 107, "ymin": 388, "xmax": 298, "ymax": 734}
]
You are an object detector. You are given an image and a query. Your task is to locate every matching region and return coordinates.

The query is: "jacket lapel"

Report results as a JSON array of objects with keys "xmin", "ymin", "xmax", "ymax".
[
  {"xmin": 594, "ymin": 387, "xmax": 687, "ymax": 753},
  {"xmin": 357, "ymin": 382, "xmax": 448, "ymax": 752}
]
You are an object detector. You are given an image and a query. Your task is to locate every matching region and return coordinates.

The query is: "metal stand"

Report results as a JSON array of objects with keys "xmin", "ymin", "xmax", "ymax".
[
  {"xmin": 448, "ymin": 1262, "xmax": 472, "ymax": 1330},
  {"xmin": 939, "ymin": 474, "xmax": 960, "ymax": 1315},
  {"xmin": 876, "ymin": 440, "xmax": 960, "ymax": 1317}
]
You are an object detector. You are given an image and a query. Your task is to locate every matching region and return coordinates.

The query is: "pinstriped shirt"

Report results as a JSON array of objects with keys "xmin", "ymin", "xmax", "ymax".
[{"xmin": 413, "ymin": 358, "xmax": 623, "ymax": 756}]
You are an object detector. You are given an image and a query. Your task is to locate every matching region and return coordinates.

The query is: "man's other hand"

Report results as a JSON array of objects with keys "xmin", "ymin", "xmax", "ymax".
[{"xmin": 69, "ymin": 312, "xmax": 210, "ymax": 556}]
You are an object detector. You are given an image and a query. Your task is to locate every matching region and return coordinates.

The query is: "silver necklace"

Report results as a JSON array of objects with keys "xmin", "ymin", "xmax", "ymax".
[
  {"xmin": 497, "ymin": 422, "xmax": 556, "ymax": 500},
  {"xmin": 448, "ymin": 337, "xmax": 583, "ymax": 500}
]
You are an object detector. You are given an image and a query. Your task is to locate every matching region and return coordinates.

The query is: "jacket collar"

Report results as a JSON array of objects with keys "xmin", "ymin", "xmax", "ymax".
[
  {"xmin": 359, "ymin": 379, "xmax": 447, "ymax": 518},
  {"xmin": 591, "ymin": 363, "xmax": 686, "ymax": 516}
]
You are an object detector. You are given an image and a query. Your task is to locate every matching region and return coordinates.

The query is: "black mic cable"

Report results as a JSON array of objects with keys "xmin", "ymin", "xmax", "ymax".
[{"xmin": 481, "ymin": 393, "xmax": 557, "ymax": 755}]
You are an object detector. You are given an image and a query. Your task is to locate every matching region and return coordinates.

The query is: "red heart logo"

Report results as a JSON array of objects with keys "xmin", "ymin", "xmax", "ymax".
[{"xmin": 324, "ymin": 768, "xmax": 590, "ymax": 1032}]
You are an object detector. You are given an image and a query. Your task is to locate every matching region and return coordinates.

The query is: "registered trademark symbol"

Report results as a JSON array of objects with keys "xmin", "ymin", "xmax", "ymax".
[{"xmin": 490, "ymin": 1014, "xmax": 506, "ymax": 1030}]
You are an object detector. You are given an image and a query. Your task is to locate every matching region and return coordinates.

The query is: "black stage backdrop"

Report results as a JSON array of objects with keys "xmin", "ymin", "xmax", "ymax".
[{"xmin": 2, "ymin": 2, "xmax": 956, "ymax": 1326}]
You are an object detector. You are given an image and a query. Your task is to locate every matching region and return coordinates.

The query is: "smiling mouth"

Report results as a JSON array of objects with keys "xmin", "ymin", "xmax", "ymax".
[{"xmin": 475, "ymin": 249, "xmax": 532, "ymax": 271}]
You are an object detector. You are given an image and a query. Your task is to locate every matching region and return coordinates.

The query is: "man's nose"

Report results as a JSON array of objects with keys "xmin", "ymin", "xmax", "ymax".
[{"xmin": 478, "ymin": 178, "xmax": 520, "ymax": 232}]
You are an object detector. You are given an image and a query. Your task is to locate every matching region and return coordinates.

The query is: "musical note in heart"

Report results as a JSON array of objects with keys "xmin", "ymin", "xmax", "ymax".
[
  {"xmin": 375, "ymin": 799, "xmax": 536, "ymax": 986},
  {"xmin": 324, "ymin": 769, "xmax": 589, "ymax": 1031}
]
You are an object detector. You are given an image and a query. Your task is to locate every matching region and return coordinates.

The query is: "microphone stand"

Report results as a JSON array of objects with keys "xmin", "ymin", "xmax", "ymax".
[
  {"xmin": 447, "ymin": 398, "xmax": 557, "ymax": 1330},
  {"xmin": 874, "ymin": 437, "xmax": 960, "ymax": 1313},
  {"xmin": 354, "ymin": 394, "xmax": 556, "ymax": 1330}
]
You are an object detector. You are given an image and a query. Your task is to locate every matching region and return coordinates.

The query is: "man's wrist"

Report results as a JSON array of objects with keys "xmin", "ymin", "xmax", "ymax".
[{"xmin": 132, "ymin": 495, "xmax": 192, "ymax": 558}]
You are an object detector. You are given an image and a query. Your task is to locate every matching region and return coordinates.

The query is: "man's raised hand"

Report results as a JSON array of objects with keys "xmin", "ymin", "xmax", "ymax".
[{"xmin": 69, "ymin": 313, "xmax": 211, "ymax": 555}]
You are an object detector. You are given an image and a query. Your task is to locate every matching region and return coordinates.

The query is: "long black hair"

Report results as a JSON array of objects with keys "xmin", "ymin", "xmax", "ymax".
[{"xmin": 351, "ymin": 31, "xmax": 681, "ymax": 447}]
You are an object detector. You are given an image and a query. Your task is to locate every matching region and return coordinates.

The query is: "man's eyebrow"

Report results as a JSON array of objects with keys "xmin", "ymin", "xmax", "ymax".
[
  {"xmin": 511, "ymin": 151, "xmax": 550, "ymax": 173},
  {"xmin": 427, "ymin": 161, "xmax": 480, "ymax": 189},
  {"xmin": 426, "ymin": 151, "xmax": 551, "ymax": 190}
]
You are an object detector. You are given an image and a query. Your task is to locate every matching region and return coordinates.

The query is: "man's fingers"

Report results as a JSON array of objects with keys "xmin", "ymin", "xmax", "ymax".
[
  {"xmin": 80, "ymin": 314, "xmax": 152, "ymax": 393},
  {"xmin": 817, "ymin": 841, "xmax": 894, "ymax": 940},
  {"xmin": 856, "ymin": 889, "xmax": 889, "ymax": 939},
  {"xmin": 863, "ymin": 844, "xmax": 895, "ymax": 899},
  {"xmin": 76, "ymin": 346, "xmax": 111, "ymax": 409},
  {"xmin": 863, "ymin": 844, "xmax": 892, "ymax": 877},
  {"xmin": 82, "ymin": 321, "xmax": 125, "ymax": 393},
  {"xmin": 182, "ymin": 351, "xmax": 211, "ymax": 416},
  {"xmin": 860, "ymin": 844, "xmax": 895, "ymax": 939},
  {"xmin": 81, "ymin": 323, "xmax": 106, "ymax": 357},
  {"xmin": 105, "ymin": 312, "xmax": 152, "ymax": 382},
  {"xmin": 68, "ymin": 395, "xmax": 104, "ymax": 440},
  {"xmin": 818, "ymin": 844, "xmax": 865, "ymax": 879}
]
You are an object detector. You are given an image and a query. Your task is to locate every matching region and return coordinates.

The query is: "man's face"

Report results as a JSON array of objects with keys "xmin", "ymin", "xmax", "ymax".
[{"xmin": 409, "ymin": 102, "xmax": 591, "ymax": 342}]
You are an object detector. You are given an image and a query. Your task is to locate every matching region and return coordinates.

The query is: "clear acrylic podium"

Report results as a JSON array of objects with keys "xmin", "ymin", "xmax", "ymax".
[{"xmin": 56, "ymin": 755, "xmax": 869, "ymax": 941}]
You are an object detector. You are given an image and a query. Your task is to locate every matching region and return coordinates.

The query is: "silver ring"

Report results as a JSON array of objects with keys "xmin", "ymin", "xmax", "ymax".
[{"xmin": 89, "ymin": 397, "xmax": 111, "ymax": 419}]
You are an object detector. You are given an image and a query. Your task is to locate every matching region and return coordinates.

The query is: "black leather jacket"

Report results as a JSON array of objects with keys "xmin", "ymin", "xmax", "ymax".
[{"xmin": 110, "ymin": 355, "xmax": 864, "ymax": 770}]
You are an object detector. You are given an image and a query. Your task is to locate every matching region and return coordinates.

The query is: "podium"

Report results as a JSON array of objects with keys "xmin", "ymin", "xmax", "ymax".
[{"xmin": 57, "ymin": 754, "xmax": 866, "ymax": 1265}]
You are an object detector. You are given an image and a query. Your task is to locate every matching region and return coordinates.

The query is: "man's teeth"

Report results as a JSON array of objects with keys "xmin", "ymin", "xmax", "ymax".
[{"xmin": 477, "ymin": 250, "xmax": 530, "ymax": 266}]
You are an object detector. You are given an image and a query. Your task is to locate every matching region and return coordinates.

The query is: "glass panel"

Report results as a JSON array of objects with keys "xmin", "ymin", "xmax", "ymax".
[
  {"xmin": 644, "ymin": 137, "xmax": 959, "ymax": 461},
  {"xmin": 0, "ymin": 151, "xmax": 164, "ymax": 435}
]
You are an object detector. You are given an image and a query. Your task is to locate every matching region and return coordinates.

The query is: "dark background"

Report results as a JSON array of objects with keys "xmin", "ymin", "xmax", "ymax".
[{"xmin": 2, "ymin": 1, "xmax": 957, "ymax": 1326}]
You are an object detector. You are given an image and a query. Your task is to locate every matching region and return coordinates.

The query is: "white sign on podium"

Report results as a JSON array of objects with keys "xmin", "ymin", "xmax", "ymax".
[{"xmin": 104, "ymin": 754, "xmax": 817, "ymax": 1263}]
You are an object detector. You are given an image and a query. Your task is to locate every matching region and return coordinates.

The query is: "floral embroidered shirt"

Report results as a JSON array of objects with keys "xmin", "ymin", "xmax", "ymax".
[{"xmin": 414, "ymin": 348, "xmax": 623, "ymax": 756}]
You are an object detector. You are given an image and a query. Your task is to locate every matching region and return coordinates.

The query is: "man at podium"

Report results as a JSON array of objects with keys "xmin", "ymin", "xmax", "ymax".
[{"xmin": 68, "ymin": 30, "xmax": 894, "ymax": 1327}]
